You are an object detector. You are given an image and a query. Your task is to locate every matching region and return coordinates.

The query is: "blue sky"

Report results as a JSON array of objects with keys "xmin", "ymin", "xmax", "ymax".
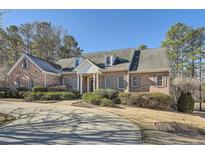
[{"xmin": 2, "ymin": 9, "xmax": 205, "ymax": 53}]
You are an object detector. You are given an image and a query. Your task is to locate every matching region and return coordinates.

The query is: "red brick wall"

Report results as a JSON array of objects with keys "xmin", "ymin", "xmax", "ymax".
[
  {"xmin": 46, "ymin": 74, "xmax": 60, "ymax": 86},
  {"xmin": 8, "ymin": 57, "xmax": 60, "ymax": 89},
  {"xmin": 129, "ymin": 72, "xmax": 170, "ymax": 95},
  {"xmin": 99, "ymin": 71, "xmax": 128, "ymax": 91}
]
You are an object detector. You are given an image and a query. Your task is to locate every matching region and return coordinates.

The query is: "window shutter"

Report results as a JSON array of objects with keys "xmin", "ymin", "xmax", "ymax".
[{"xmin": 163, "ymin": 76, "xmax": 167, "ymax": 87}]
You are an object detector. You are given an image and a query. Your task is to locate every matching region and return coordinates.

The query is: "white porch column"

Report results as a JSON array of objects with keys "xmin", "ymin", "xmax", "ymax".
[
  {"xmin": 80, "ymin": 74, "xmax": 83, "ymax": 94},
  {"xmin": 96, "ymin": 73, "xmax": 99, "ymax": 90},
  {"xmin": 77, "ymin": 74, "xmax": 80, "ymax": 91},
  {"xmin": 126, "ymin": 73, "xmax": 130, "ymax": 92},
  {"xmin": 93, "ymin": 74, "xmax": 96, "ymax": 90}
]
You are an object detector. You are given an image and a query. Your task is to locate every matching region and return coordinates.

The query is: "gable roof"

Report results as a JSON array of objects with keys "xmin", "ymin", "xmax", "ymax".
[
  {"xmin": 25, "ymin": 54, "xmax": 61, "ymax": 73},
  {"xmin": 7, "ymin": 47, "xmax": 170, "ymax": 76},
  {"xmin": 7, "ymin": 53, "xmax": 62, "ymax": 76},
  {"xmin": 57, "ymin": 47, "xmax": 170, "ymax": 73},
  {"xmin": 57, "ymin": 48, "xmax": 134, "ymax": 72}
]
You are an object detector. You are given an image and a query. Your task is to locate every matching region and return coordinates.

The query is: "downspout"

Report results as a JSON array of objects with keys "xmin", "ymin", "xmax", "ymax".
[{"xmin": 44, "ymin": 73, "xmax": 47, "ymax": 87}]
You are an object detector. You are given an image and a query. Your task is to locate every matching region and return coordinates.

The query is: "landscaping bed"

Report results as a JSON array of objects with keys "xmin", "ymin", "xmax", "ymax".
[
  {"xmin": 82, "ymin": 89, "xmax": 172, "ymax": 110},
  {"xmin": 0, "ymin": 86, "xmax": 81, "ymax": 102}
]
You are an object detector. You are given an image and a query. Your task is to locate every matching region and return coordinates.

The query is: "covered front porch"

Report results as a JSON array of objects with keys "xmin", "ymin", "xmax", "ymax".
[
  {"xmin": 74, "ymin": 58, "xmax": 101, "ymax": 94},
  {"xmin": 77, "ymin": 73, "xmax": 99, "ymax": 94}
]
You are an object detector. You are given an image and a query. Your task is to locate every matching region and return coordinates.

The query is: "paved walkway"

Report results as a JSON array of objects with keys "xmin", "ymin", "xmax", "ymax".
[{"xmin": 0, "ymin": 101, "xmax": 142, "ymax": 144}]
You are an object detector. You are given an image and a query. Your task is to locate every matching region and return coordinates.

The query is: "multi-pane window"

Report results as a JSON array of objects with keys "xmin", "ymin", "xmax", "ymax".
[
  {"xmin": 105, "ymin": 76, "xmax": 112, "ymax": 89},
  {"xmin": 16, "ymin": 79, "xmax": 21, "ymax": 88},
  {"xmin": 28, "ymin": 79, "xmax": 34, "ymax": 89},
  {"xmin": 106, "ymin": 56, "xmax": 111, "ymax": 66},
  {"xmin": 118, "ymin": 76, "xmax": 124, "ymax": 89},
  {"xmin": 64, "ymin": 78, "xmax": 73, "ymax": 89},
  {"xmin": 75, "ymin": 59, "xmax": 80, "ymax": 67},
  {"xmin": 132, "ymin": 76, "xmax": 141, "ymax": 87},
  {"xmin": 73, "ymin": 78, "xmax": 77, "ymax": 90},
  {"xmin": 157, "ymin": 75, "xmax": 163, "ymax": 86}
]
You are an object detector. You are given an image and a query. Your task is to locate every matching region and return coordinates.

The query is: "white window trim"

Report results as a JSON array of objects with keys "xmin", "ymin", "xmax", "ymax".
[
  {"xmin": 105, "ymin": 55, "xmax": 112, "ymax": 66},
  {"xmin": 105, "ymin": 75, "xmax": 112, "ymax": 89},
  {"xmin": 156, "ymin": 75, "xmax": 163, "ymax": 87},
  {"xmin": 131, "ymin": 76, "xmax": 140, "ymax": 87},
  {"xmin": 74, "ymin": 58, "xmax": 80, "ymax": 68},
  {"xmin": 118, "ymin": 75, "xmax": 124, "ymax": 89}
]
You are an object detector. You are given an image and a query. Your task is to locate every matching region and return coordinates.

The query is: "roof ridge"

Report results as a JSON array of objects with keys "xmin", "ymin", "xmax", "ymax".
[
  {"xmin": 25, "ymin": 53, "xmax": 61, "ymax": 70},
  {"xmin": 83, "ymin": 47, "xmax": 135, "ymax": 55}
]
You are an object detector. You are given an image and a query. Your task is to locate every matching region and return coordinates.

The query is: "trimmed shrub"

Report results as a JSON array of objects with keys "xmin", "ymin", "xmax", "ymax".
[
  {"xmin": 32, "ymin": 86, "xmax": 47, "ymax": 92},
  {"xmin": 112, "ymin": 97, "xmax": 121, "ymax": 104},
  {"xmin": 119, "ymin": 92, "xmax": 172, "ymax": 110},
  {"xmin": 82, "ymin": 93, "xmax": 104, "ymax": 105},
  {"xmin": 47, "ymin": 85, "xmax": 68, "ymax": 92},
  {"xmin": 18, "ymin": 91, "xmax": 27, "ymax": 98},
  {"xmin": 119, "ymin": 92, "xmax": 134, "ymax": 105},
  {"xmin": 177, "ymin": 92, "xmax": 194, "ymax": 113},
  {"xmin": 70, "ymin": 90, "xmax": 81, "ymax": 98},
  {"xmin": 100, "ymin": 98, "xmax": 114, "ymax": 107},
  {"xmin": 7, "ymin": 90, "xmax": 13, "ymax": 98},
  {"xmin": 23, "ymin": 91, "xmax": 77, "ymax": 101},
  {"xmin": 82, "ymin": 92, "xmax": 115, "ymax": 106},
  {"xmin": 42, "ymin": 93, "xmax": 61, "ymax": 100},
  {"xmin": 23, "ymin": 92, "xmax": 37, "ymax": 101},
  {"xmin": 93, "ymin": 89, "xmax": 118, "ymax": 99},
  {"xmin": 60, "ymin": 92, "xmax": 76, "ymax": 100},
  {"xmin": 0, "ymin": 91, "xmax": 7, "ymax": 98}
]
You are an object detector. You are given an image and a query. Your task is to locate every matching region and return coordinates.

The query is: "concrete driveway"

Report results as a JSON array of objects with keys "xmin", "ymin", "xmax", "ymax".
[{"xmin": 0, "ymin": 101, "xmax": 142, "ymax": 144}]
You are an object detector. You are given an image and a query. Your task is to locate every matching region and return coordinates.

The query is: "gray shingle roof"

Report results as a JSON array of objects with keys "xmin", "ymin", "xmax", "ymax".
[
  {"xmin": 25, "ymin": 54, "xmax": 61, "ymax": 73},
  {"xmin": 132, "ymin": 47, "xmax": 170, "ymax": 72},
  {"xmin": 57, "ymin": 48, "xmax": 135, "ymax": 71},
  {"xmin": 57, "ymin": 47, "xmax": 170, "ymax": 73}
]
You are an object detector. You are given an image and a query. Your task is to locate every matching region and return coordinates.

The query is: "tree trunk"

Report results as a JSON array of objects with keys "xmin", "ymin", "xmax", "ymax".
[
  {"xmin": 199, "ymin": 50, "xmax": 203, "ymax": 111},
  {"xmin": 192, "ymin": 58, "xmax": 195, "ymax": 78}
]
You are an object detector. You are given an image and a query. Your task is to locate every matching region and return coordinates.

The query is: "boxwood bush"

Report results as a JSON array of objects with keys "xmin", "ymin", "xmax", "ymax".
[
  {"xmin": 23, "ymin": 91, "xmax": 77, "ymax": 101},
  {"xmin": 0, "ymin": 87, "xmax": 28, "ymax": 98},
  {"xmin": 119, "ymin": 92, "xmax": 172, "ymax": 110},
  {"xmin": 100, "ymin": 98, "xmax": 114, "ymax": 107},
  {"xmin": 82, "ymin": 92, "xmax": 115, "ymax": 106},
  {"xmin": 93, "ymin": 89, "xmax": 118, "ymax": 99},
  {"xmin": 47, "ymin": 85, "xmax": 68, "ymax": 92},
  {"xmin": 32, "ymin": 86, "xmax": 47, "ymax": 92},
  {"xmin": 82, "ymin": 93, "xmax": 104, "ymax": 105},
  {"xmin": 0, "ymin": 91, "xmax": 7, "ymax": 98}
]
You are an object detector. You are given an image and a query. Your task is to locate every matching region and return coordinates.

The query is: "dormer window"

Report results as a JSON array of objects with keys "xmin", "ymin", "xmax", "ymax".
[
  {"xmin": 22, "ymin": 58, "xmax": 28, "ymax": 69},
  {"xmin": 75, "ymin": 59, "xmax": 80, "ymax": 68},
  {"xmin": 105, "ymin": 56, "xmax": 111, "ymax": 66}
]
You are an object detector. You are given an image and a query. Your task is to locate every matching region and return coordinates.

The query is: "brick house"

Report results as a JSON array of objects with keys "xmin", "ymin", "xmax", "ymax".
[{"xmin": 7, "ymin": 47, "xmax": 170, "ymax": 95}]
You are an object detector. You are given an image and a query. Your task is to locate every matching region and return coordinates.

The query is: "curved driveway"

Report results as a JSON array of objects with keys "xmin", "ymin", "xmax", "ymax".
[{"xmin": 0, "ymin": 101, "xmax": 142, "ymax": 144}]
